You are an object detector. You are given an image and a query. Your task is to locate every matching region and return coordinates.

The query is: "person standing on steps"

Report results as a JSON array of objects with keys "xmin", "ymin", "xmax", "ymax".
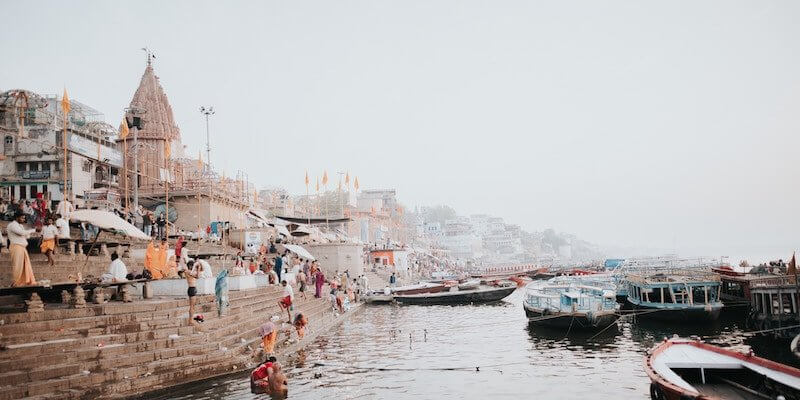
[
  {"xmin": 389, "ymin": 272, "xmax": 397, "ymax": 288},
  {"xmin": 278, "ymin": 280, "xmax": 294, "ymax": 321},
  {"xmin": 8, "ymin": 212, "xmax": 38, "ymax": 286},
  {"xmin": 156, "ymin": 212, "xmax": 166, "ymax": 240},
  {"xmin": 40, "ymin": 217, "xmax": 58, "ymax": 267},
  {"xmin": 273, "ymin": 252, "xmax": 283, "ymax": 283},
  {"xmin": 185, "ymin": 260, "xmax": 200, "ymax": 325}
]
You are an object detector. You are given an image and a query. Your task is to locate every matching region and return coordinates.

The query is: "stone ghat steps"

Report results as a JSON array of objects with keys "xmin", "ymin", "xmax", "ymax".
[
  {"xmin": 0, "ymin": 287, "xmax": 281, "ymax": 361},
  {"xmin": 106, "ymin": 296, "xmax": 336, "ymax": 397},
  {"xmin": 0, "ymin": 256, "xmax": 136, "ymax": 286},
  {"xmin": 0, "ymin": 292, "xmax": 334, "ymax": 400}
]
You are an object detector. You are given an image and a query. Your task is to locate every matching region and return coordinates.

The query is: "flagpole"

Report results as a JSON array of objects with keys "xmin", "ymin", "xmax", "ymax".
[
  {"xmin": 62, "ymin": 100, "xmax": 68, "ymax": 201},
  {"xmin": 123, "ymin": 138, "xmax": 129, "ymax": 212},
  {"xmin": 165, "ymin": 140, "xmax": 170, "ymax": 240}
]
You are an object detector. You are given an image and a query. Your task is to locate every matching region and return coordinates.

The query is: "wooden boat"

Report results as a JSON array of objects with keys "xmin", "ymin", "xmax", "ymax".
[
  {"xmin": 393, "ymin": 285, "xmax": 516, "ymax": 305},
  {"xmin": 457, "ymin": 279, "xmax": 481, "ymax": 290},
  {"xmin": 645, "ymin": 338, "xmax": 800, "ymax": 400},
  {"xmin": 391, "ymin": 282, "xmax": 446, "ymax": 296},
  {"xmin": 363, "ymin": 289, "xmax": 394, "ymax": 304},
  {"xmin": 624, "ymin": 271, "xmax": 723, "ymax": 322},
  {"xmin": 746, "ymin": 274, "xmax": 800, "ymax": 338},
  {"xmin": 523, "ymin": 280, "xmax": 618, "ymax": 330},
  {"xmin": 712, "ymin": 266, "xmax": 788, "ymax": 305}
]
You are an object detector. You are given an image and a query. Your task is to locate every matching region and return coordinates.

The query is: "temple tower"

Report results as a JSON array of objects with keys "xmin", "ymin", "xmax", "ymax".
[{"xmin": 124, "ymin": 57, "xmax": 182, "ymax": 193}]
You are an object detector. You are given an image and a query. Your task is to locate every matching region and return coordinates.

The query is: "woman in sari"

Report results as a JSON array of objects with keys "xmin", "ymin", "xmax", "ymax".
[{"xmin": 314, "ymin": 269, "xmax": 325, "ymax": 298}]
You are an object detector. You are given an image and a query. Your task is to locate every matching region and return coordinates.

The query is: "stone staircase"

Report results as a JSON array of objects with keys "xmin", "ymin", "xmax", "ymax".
[{"xmin": 0, "ymin": 285, "xmax": 341, "ymax": 400}]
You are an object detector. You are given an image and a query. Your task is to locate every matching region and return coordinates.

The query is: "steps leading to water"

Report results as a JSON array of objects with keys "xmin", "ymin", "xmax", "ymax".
[{"xmin": 0, "ymin": 283, "xmax": 351, "ymax": 400}]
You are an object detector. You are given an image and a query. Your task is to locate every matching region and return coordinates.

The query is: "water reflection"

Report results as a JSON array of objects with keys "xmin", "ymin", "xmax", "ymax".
[{"xmin": 143, "ymin": 290, "xmax": 795, "ymax": 400}]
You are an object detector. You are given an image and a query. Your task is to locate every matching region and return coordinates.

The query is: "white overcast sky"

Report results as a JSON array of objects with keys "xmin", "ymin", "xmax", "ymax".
[{"xmin": 2, "ymin": 1, "xmax": 798, "ymax": 258}]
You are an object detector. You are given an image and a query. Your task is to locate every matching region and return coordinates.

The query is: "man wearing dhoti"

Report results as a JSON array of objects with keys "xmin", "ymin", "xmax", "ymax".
[{"xmin": 7, "ymin": 212, "xmax": 38, "ymax": 287}]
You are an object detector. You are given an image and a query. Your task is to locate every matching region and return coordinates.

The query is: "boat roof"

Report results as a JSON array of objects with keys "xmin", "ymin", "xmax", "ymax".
[{"xmin": 652, "ymin": 341, "xmax": 800, "ymax": 394}]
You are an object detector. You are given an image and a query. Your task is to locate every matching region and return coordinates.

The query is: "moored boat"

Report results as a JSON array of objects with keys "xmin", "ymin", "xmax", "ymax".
[
  {"xmin": 363, "ymin": 289, "xmax": 394, "ymax": 304},
  {"xmin": 624, "ymin": 271, "xmax": 723, "ymax": 322},
  {"xmin": 391, "ymin": 282, "xmax": 446, "ymax": 296},
  {"xmin": 393, "ymin": 285, "xmax": 516, "ymax": 305},
  {"xmin": 523, "ymin": 280, "xmax": 618, "ymax": 330},
  {"xmin": 645, "ymin": 338, "xmax": 800, "ymax": 400}
]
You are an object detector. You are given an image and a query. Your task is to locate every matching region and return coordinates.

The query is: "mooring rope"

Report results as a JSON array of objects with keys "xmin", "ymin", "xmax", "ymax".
[{"xmin": 310, "ymin": 360, "xmax": 531, "ymax": 373}]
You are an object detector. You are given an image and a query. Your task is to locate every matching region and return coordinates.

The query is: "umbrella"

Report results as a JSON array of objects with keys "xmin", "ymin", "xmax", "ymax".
[{"xmin": 70, "ymin": 209, "xmax": 150, "ymax": 240}]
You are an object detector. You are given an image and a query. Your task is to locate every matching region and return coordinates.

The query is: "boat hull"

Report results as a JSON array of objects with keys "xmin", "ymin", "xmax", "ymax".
[
  {"xmin": 394, "ymin": 286, "xmax": 516, "ymax": 305},
  {"xmin": 625, "ymin": 301, "xmax": 721, "ymax": 322},
  {"xmin": 524, "ymin": 303, "xmax": 617, "ymax": 330},
  {"xmin": 392, "ymin": 284, "xmax": 447, "ymax": 296}
]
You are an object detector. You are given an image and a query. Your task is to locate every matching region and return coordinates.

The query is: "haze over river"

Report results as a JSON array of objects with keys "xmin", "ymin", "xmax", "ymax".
[{"xmin": 149, "ymin": 291, "xmax": 794, "ymax": 399}]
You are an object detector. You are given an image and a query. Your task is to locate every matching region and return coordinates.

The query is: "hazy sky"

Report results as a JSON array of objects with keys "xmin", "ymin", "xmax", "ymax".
[{"xmin": 2, "ymin": 1, "xmax": 798, "ymax": 257}]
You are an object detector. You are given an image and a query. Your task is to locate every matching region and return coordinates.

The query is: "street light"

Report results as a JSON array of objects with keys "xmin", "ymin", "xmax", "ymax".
[
  {"xmin": 199, "ymin": 106, "xmax": 214, "ymax": 171},
  {"xmin": 125, "ymin": 106, "xmax": 146, "ymax": 209}
]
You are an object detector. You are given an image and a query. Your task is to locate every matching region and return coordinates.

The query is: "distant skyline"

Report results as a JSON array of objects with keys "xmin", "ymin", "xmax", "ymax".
[{"xmin": 2, "ymin": 1, "xmax": 798, "ymax": 260}]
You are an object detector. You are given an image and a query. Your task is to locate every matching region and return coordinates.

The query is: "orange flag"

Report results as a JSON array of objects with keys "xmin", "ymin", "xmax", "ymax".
[
  {"xmin": 119, "ymin": 117, "xmax": 129, "ymax": 140},
  {"xmin": 345, "ymin": 172, "xmax": 350, "ymax": 186},
  {"xmin": 61, "ymin": 88, "xmax": 71, "ymax": 114},
  {"xmin": 354, "ymin": 176, "xmax": 359, "ymax": 191},
  {"xmin": 322, "ymin": 170, "xmax": 328, "ymax": 185},
  {"xmin": 315, "ymin": 177, "xmax": 319, "ymax": 192},
  {"xmin": 305, "ymin": 170, "xmax": 310, "ymax": 187},
  {"xmin": 164, "ymin": 140, "xmax": 171, "ymax": 159}
]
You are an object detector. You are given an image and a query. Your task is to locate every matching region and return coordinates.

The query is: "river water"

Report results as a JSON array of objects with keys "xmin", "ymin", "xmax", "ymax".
[{"xmin": 150, "ymin": 290, "xmax": 795, "ymax": 399}]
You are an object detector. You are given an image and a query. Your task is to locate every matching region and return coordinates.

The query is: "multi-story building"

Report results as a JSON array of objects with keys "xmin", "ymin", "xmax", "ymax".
[{"xmin": 0, "ymin": 89, "xmax": 121, "ymax": 208}]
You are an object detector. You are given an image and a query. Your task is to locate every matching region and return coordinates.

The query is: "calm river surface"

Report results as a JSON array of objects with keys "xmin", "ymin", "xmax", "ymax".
[{"xmin": 149, "ymin": 290, "xmax": 794, "ymax": 399}]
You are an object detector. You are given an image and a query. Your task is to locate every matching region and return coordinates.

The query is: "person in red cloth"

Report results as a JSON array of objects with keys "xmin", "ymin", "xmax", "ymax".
[
  {"xmin": 278, "ymin": 280, "xmax": 294, "ymax": 321},
  {"xmin": 174, "ymin": 236, "xmax": 185, "ymax": 270},
  {"xmin": 250, "ymin": 357, "xmax": 288, "ymax": 397}
]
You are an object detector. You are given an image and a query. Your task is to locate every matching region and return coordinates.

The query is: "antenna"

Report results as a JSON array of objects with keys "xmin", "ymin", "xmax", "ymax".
[{"xmin": 141, "ymin": 47, "xmax": 155, "ymax": 66}]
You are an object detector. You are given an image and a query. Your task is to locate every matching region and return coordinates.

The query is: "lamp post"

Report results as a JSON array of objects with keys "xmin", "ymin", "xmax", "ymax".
[
  {"xmin": 125, "ymin": 107, "xmax": 146, "ymax": 210},
  {"xmin": 199, "ymin": 106, "xmax": 214, "ymax": 171}
]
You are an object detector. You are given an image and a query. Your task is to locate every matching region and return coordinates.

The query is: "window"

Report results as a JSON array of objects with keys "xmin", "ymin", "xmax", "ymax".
[
  {"xmin": 4, "ymin": 136, "xmax": 12, "ymax": 155},
  {"xmin": 30, "ymin": 185, "xmax": 38, "ymax": 198},
  {"xmin": 19, "ymin": 185, "xmax": 26, "ymax": 199}
]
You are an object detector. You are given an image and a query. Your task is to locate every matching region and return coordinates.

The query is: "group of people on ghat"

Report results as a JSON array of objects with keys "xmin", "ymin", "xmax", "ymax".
[{"xmin": 1, "ymin": 195, "xmax": 76, "ymax": 287}]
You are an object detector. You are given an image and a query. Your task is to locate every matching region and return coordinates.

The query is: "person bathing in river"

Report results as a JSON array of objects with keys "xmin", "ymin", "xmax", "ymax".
[
  {"xmin": 293, "ymin": 313, "xmax": 308, "ymax": 339},
  {"xmin": 250, "ymin": 357, "xmax": 288, "ymax": 397},
  {"xmin": 259, "ymin": 320, "xmax": 278, "ymax": 354}
]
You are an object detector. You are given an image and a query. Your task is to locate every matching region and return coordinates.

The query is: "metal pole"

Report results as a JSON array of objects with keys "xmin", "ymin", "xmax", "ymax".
[
  {"xmin": 133, "ymin": 126, "xmax": 139, "ymax": 209},
  {"xmin": 205, "ymin": 113, "xmax": 210, "ymax": 170},
  {"xmin": 62, "ymin": 109, "xmax": 68, "ymax": 200}
]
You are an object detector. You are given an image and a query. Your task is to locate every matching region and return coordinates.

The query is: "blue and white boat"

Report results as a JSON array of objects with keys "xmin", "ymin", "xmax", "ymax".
[
  {"xmin": 523, "ymin": 280, "xmax": 619, "ymax": 330},
  {"xmin": 624, "ymin": 271, "xmax": 723, "ymax": 322}
]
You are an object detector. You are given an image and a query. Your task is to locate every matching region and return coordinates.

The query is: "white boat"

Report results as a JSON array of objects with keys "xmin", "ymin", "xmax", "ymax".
[
  {"xmin": 646, "ymin": 338, "xmax": 800, "ymax": 399},
  {"xmin": 523, "ymin": 280, "xmax": 618, "ymax": 330}
]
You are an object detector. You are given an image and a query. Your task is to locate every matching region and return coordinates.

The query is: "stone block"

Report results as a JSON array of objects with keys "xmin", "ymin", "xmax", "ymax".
[{"xmin": 228, "ymin": 275, "xmax": 256, "ymax": 291}]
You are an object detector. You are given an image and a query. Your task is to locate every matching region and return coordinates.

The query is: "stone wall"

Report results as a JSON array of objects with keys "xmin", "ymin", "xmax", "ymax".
[{"xmin": 307, "ymin": 243, "xmax": 364, "ymax": 277}]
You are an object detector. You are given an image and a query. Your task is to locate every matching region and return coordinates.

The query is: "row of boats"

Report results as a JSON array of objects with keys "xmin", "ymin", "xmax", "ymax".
[{"xmin": 364, "ymin": 260, "xmax": 800, "ymax": 399}]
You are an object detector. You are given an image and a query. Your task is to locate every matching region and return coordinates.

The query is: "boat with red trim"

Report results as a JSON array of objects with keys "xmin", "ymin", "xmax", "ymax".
[{"xmin": 644, "ymin": 337, "xmax": 800, "ymax": 399}]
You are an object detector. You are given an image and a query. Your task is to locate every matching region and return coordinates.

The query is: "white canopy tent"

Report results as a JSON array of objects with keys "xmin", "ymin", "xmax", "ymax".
[
  {"xmin": 281, "ymin": 244, "xmax": 316, "ymax": 261},
  {"xmin": 70, "ymin": 209, "xmax": 150, "ymax": 240}
]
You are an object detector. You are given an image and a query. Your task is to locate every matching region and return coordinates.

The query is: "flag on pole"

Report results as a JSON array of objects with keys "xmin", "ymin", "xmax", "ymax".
[
  {"xmin": 119, "ymin": 117, "xmax": 129, "ymax": 140},
  {"xmin": 164, "ymin": 140, "xmax": 171, "ymax": 159},
  {"xmin": 61, "ymin": 88, "xmax": 71, "ymax": 114},
  {"xmin": 354, "ymin": 176, "xmax": 359, "ymax": 191},
  {"xmin": 305, "ymin": 171, "xmax": 309, "ymax": 187},
  {"xmin": 315, "ymin": 177, "xmax": 319, "ymax": 192},
  {"xmin": 789, "ymin": 252, "xmax": 797, "ymax": 276},
  {"xmin": 322, "ymin": 170, "xmax": 328, "ymax": 185},
  {"xmin": 345, "ymin": 172, "xmax": 350, "ymax": 187}
]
